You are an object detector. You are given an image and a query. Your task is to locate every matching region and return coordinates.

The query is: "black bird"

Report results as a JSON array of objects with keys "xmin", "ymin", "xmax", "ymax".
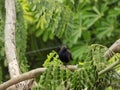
[{"xmin": 59, "ymin": 46, "xmax": 72, "ymax": 65}]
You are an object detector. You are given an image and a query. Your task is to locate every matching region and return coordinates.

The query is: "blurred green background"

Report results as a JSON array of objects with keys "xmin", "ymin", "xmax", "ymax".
[{"xmin": 0, "ymin": 0, "xmax": 120, "ymax": 87}]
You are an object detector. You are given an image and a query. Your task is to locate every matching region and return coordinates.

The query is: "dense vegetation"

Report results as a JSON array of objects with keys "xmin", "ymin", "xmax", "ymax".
[{"xmin": 0, "ymin": 0, "xmax": 120, "ymax": 90}]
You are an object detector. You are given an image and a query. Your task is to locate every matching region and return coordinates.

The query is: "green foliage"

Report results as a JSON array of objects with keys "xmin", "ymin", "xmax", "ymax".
[
  {"xmin": 0, "ymin": 0, "xmax": 120, "ymax": 89},
  {"xmin": 0, "ymin": 0, "xmax": 6, "ymax": 82},
  {"xmin": 34, "ymin": 65, "xmax": 72, "ymax": 90},
  {"xmin": 0, "ymin": 67, "xmax": 2, "ymax": 83},
  {"xmin": 18, "ymin": 1, "xmax": 120, "ymax": 88},
  {"xmin": 71, "ymin": 64, "xmax": 98, "ymax": 90},
  {"xmin": 69, "ymin": 0, "xmax": 120, "ymax": 62},
  {"xmin": 33, "ymin": 48, "xmax": 120, "ymax": 90},
  {"xmin": 20, "ymin": 0, "xmax": 73, "ymax": 42},
  {"xmin": 87, "ymin": 44, "xmax": 120, "ymax": 90},
  {"xmin": 19, "ymin": 0, "xmax": 120, "ymax": 64},
  {"xmin": 43, "ymin": 51, "xmax": 62, "ymax": 67},
  {"xmin": 34, "ymin": 51, "xmax": 71, "ymax": 90},
  {"xmin": 15, "ymin": 0, "xmax": 29, "ymax": 72}
]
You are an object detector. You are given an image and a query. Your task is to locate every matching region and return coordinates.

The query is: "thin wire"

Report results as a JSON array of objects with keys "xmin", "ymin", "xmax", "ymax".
[
  {"xmin": 25, "ymin": 38, "xmax": 100, "ymax": 55},
  {"xmin": 26, "ymin": 45, "xmax": 62, "ymax": 55}
]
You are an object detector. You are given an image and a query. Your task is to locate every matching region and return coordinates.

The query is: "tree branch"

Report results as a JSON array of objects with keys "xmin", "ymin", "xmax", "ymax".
[
  {"xmin": 2, "ymin": 60, "xmax": 120, "ymax": 89},
  {"xmin": 104, "ymin": 39, "xmax": 120, "ymax": 60},
  {"xmin": 98, "ymin": 59, "xmax": 120, "ymax": 76},
  {"xmin": 0, "ymin": 65, "xmax": 77, "ymax": 90},
  {"xmin": 0, "ymin": 68, "xmax": 46, "ymax": 90},
  {"xmin": 0, "ymin": 62, "xmax": 120, "ymax": 89},
  {"xmin": 1, "ymin": 63, "xmax": 120, "ymax": 90}
]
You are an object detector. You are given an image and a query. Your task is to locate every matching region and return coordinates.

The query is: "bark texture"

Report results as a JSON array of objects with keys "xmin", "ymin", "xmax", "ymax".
[
  {"xmin": 5, "ymin": 0, "xmax": 20, "ymax": 79},
  {"xmin": 104, "ymin": 39, "xmax": 120, "ymax": 59},
  {"xmin": 4, "ymin": 0, "xmax": 33, "ymax": 90}
]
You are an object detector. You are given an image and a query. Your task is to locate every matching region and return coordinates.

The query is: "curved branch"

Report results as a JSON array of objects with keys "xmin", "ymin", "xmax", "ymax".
[
  {"xmin": 98, "ymin": 59, "xmax": 120, "ymax": 76},
  {"xmin": 0, "ymin": 68, "xmax": 46, "ymax": 90},
  {"xmin": 0, "ymin": 65, "xmax": 77, "ymax": 90},
  {"xmin": 104, "ymin": 39, "xmax": 120, "ymax": 60},
  {"xmin": 1, "ymin": 63, "xmax": 120, "ymax": 90},
  {"xmin": 0, "ymin": 62, "xmax": 120, "ymax": 89}
]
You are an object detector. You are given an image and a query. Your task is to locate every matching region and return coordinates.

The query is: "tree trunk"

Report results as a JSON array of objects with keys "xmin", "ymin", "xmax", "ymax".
[
  {"xmin": 5, "ymin": 0, "xmax": 20, "ymax": 79},
  {"xmin": 4, "ymin": 0, "xmax": 33, "ymax": 90}
]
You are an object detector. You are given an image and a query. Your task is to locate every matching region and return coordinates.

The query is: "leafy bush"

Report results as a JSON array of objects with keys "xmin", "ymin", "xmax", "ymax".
[
  {"xmin": 33, "ymin": 45, "xmax": 120, "ymax": 90},
  {"xmin": 0, "ymin": 0, "xmax": 120, "ymax": 89},
  {"xmin": 19, "ymin": 0, "xmax": 120, "ymax": 64}
]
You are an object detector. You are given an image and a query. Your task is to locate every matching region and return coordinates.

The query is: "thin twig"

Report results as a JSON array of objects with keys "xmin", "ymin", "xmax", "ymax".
[{"xmin": 98, "ymin": 59, "xmax": 120, "ymax": 76}]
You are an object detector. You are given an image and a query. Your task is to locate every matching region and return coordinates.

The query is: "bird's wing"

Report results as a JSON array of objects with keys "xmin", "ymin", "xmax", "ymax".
[{"xmin": 68, "ymin": 51, "xmax": 73, "ymax": 60}]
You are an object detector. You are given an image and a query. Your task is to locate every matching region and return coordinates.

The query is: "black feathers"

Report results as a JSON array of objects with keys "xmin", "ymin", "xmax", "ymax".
[{"xmin": 59, "ymin": 46, "xmax": 72, "ymax": 64}]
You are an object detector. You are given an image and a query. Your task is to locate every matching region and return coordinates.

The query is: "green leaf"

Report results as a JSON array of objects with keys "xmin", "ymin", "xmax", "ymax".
[
  {"xmin": 24, "ymin": 15, "xmax": 34, "ymax": 23},
  {"xmin": 40, "ymin": 15, "xmax": 47, "ymax": 30},
  {"xmin": 35, "ymin": 29, "xmax": 44, "ymax": 37}
]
